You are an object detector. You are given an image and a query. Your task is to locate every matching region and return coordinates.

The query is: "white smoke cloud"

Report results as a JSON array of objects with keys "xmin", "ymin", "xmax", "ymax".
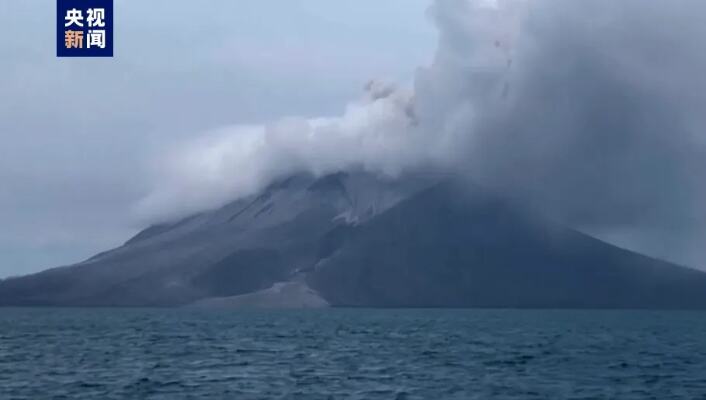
[
  {"xmin": 136, "ymin": 0, "xmax": 524, "ymax": 222},
  {"xmin": 136, "ymin": 0, "xmax": 706, "ymax": 268},
  {"xmin": 135, "ymin": 80, "xmax": 427, "ymax": 221}
]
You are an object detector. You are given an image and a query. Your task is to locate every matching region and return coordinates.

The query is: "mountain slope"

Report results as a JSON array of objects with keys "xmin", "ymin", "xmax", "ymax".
[
  {"xmin": 0, "ymin": 172, "xmax": 433, "ymax": 306},
  {"xmin": 2, "ymin": 172, "xmax": 706, "ymax": 308},
  {"xmin": 308, "ymin": 181, "xmax": 706, "ymax": 309}
]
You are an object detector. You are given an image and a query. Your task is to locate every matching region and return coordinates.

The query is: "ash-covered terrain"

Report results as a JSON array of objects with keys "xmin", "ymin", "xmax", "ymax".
[{"xmin": 2, "ymin": 172, "xmax": 706, "ymax": 309}]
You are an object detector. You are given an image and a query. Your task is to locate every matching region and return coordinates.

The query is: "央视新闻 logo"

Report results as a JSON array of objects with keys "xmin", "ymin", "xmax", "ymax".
[{"xmin": 57, "ymin": 0, "xmax": 113, "ymax": 57}]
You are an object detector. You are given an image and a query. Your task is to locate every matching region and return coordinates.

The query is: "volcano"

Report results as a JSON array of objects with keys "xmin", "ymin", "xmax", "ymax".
[{"xmin": 2, "ymin": 172, "xmax": 706, "ymax": 309}]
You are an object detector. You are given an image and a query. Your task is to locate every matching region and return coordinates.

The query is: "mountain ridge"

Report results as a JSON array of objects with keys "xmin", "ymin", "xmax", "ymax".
[{"xmin": 2, "ymin": 171, "xmax": 706, "ymax": 309}]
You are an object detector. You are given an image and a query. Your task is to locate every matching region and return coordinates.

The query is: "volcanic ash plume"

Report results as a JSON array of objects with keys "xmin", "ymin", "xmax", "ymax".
[
  {"xmin": 137, "ymin": 0, "xmax": 706, "ymax": 268},
  {"xmin": 136, "ymin": 0, "xmax": 525, "ymax": 222}
]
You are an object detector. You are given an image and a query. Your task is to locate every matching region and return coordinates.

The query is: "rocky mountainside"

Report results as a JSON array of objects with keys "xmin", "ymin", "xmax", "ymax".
[
  {"xmin": 0, "ymin": 172, "xmax": 434, "ymax": 306},
  {"xmin": 2, "ymin": 171, "xmax": 706, "ymax": 309}
]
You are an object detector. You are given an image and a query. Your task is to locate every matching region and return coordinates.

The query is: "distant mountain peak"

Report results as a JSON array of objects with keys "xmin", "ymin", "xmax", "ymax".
[{"xmin": 3, "ymin": 172, "xmax": 706, "ymax": 309}]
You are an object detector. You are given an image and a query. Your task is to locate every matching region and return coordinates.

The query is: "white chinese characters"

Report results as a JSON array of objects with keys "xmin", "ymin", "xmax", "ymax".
[
  {"xmin": 86, "ymin": 8, "xmax": 106, "ymax": 48},
  {"xmin": 63, "ymin": 7, "xmax": 107, "ymax": 50},
  {"xmin": 87, "ymin": 8, "xmax": 105, "ymax": 27},
  {"xmin": 64, "ymin": 8, "xmax": 83, "ymax": 27},
  {"xmin": 87, "ymin": 30, "xmax": 106, "ymax": 49}
]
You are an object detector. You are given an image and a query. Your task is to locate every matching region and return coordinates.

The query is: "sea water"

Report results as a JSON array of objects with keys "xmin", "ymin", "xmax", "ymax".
[{"xmin": 1, "ymin": 308, "xmax": 705, "ymax": 399}]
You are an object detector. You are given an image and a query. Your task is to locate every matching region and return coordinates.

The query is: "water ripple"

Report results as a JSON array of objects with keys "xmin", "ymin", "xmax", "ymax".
[{"xmin": 1, "ymin": 309, "xmax": 706, "ymax": 399}]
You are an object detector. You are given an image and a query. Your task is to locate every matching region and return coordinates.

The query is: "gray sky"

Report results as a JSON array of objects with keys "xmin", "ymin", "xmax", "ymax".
[
  {"xmin": 0, "ymin": 0, "xmax": 435, "ymax": 277},
  {"xmin": 2, "ymin": 0, "xmax": 705, "ymax": 278}
]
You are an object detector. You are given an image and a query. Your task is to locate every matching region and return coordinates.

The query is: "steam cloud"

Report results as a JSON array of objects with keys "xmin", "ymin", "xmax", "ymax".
[{"xmin": 137, "ymin": 0, "xmax": 706, "ymax": 267}]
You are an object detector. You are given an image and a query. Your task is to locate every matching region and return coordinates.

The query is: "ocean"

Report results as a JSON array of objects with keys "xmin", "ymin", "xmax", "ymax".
[{"xmin": 1, "ymin": 308, "xmax": 705, "ymax": 399}]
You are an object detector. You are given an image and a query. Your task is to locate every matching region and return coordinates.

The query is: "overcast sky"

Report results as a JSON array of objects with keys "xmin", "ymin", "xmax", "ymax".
[
  {"xmin": 2, "ymin": 0, "xmax": 705, "ymax": 279},
  {"xmin": 0, "ymin": 0, "xmax": 435, "ymax": 278}
]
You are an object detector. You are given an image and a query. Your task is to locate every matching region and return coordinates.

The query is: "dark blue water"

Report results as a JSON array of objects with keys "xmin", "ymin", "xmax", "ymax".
[{"xmin": 1, "ymin": 309, "xmax": 706, "ymax": 399}]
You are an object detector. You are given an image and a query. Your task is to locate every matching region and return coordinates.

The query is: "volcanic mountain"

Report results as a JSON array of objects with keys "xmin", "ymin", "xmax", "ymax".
[{"xmin": 2, "ymin": 171, "xmax": 706, "ymax": 309}]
